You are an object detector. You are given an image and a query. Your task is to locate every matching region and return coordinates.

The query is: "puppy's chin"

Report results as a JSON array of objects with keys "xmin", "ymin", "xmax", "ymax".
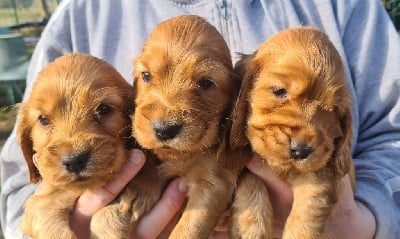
[
  {"xmin": 249, "ymin": 126, "xmax": 335, "ymax": 176},
  {"xmin": 135, "ymin": 133, "xmax": 219, "ymax": 160},
  {"xmin": 37, "ymin": 138, "xmax": 127, "ymax": 193},
  {"xmin": 47, "ymin": 174, "xmax": 113, "ymax": 193},
  {"xmin": 133, "ymin": 118, "xmax": 220, "ymax": 157}
]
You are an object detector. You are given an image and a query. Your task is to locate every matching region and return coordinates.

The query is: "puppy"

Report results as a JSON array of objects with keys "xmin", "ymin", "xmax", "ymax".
[
  {"xmin": 17, "ymin": 53, "xmax": 161, "ymax": 239},
  {"xmin": 132, "ymin": 15, "xmax": 250, "ymax": 238},
  {"xmin": 229, "ymin": 27, "xmax": 355, "ymax": 239}
]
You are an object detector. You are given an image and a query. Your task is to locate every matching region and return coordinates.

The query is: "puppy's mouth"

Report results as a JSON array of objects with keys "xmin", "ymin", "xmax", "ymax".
[
  {"xmin": 65, "ymin": 171, "xmax": 93, "ymax": 183},
  {"xmin": 74, "ymin": 175, "xmax": 90, "ymax": 181}
]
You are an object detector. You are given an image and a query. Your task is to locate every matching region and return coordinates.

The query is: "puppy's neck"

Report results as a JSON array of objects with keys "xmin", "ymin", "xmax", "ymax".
[{"xmin": 154, "ymin": 144, "xmax": 219, "ymax": 162}]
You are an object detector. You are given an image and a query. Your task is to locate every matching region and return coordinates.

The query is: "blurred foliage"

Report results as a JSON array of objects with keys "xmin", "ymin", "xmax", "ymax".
[
  {"xmin": 382, "ymin": 0, "xmax": 400, "ymax": 30},
  {"xmin": 0, "ymin": 81, "xmax": 25, "ymax": 107},
  {"xmin": 0, "ymin": 105, "xmax": 17, "ymax": 139},
  {"xmin": 0, "ymin": 105, "xmax": 17, "ymax": 121},
  {"xmin": 0, "ymin": 0, "xmax": 58, "ymax": 26}
]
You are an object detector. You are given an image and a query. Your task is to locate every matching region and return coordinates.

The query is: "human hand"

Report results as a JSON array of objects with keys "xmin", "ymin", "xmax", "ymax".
[
  {"xmin": 69, "ymin": 149, "xmax": 188, "ymax": 239},
  {"xmin": 246, "ymin": 154, "xmax": 376, "ymax": 239}
]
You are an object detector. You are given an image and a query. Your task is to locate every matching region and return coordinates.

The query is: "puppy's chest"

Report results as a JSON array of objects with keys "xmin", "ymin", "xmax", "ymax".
[
  {"xmin": 158, "ymin": 152, "xmax": 219, "ymax": 180},
  {"xmin": 270, "ymin": 165, "xmax": 330, "ymax": 186},
  {"xmin": 269, "ymin": 165, "xmax": 303, "ymax": 182}
]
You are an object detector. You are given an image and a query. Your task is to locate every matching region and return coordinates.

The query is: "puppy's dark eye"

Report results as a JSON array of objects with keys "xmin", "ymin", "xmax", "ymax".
[
  {"xmin": 273, "ymin": 88, "xmax": 287, "ymax": 98},
  {"xmin": 142, "ymin": 72, "xmax": 151, "ymax": 83},
  {"xmin": 38, "ymin": 115, "xmax": 49, "ymax": 126},
  {"xmin": 96, "ymin": 104, "xmax": 113, "ymax": 117},
  {"xmin": 198, "ymin": 78, "xmax": 214, "ymax": 90}
]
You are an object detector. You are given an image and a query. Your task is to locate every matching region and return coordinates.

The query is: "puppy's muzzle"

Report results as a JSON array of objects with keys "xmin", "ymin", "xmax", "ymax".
[
  {"xmin": 61, "ymin": 150, "xmax": 91, "ymax": 173},
  {"xmin": 152, "ymin": 121, "xmax": 182, "ymax": 141},
  {"xmin": 290, "ymin": 141, "xmax": 313, "ymax": 160}
]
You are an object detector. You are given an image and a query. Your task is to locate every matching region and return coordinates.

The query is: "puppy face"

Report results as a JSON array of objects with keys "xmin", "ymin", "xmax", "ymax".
[
  {"xmin": 233, "ymin": 27, "xmax": 352, "ymax": 176},
  {"xmin": 133, "ymin": 15, "xmax": 240, "ymax": 158},
  {"xmin": 17, "ymin": 53, "xmax": 134, "ymax": 193}
]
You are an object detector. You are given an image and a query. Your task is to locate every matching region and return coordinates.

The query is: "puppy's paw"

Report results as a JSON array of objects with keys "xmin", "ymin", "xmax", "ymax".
[
  {"xmin": 124, "ymin": 173, "xmax": 163, "ymax": 222},
  {"xmin": 91, "ymin": 203, "xmax": 132, "ymax": 239}
]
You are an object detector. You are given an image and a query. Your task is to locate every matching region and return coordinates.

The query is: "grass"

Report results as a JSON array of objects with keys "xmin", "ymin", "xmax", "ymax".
[
  {"xmin": 0, "ymin": 106, "xmax": 17, "ymax": 122},
  {"xmin": 0, "ymin": 106, "xmax": 17, "ymax": 147},
  {"xmin": 0, "ymin": 7, "xmax": 44, "ymax": 26}
]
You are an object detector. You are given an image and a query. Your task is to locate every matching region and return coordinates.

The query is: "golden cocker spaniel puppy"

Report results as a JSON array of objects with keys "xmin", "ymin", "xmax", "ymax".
[
  {"xmin": 229, "ymin": 27, "xmax": 356, "ymax": 239},
  {"xmin": 132, "ymin": 15, "xmax": 254, "ymax": 239},
  {"xmin": 17, "ymin": 53, "xmax": 161, "ymax": 239}
]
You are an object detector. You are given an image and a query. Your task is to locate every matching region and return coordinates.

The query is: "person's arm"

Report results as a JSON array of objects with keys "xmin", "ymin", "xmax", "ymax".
[{"xmin": 340, "ymin": 0, "xmax": 400, "ymax": 238}]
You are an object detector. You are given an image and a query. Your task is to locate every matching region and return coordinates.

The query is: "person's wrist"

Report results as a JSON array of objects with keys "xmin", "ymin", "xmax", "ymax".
[
  {"xmin": 325, "ymin": 198, "xmax": 376, "ymax": 239},
  {"xmin": 354, "ymin": 200, "xmax": 376, "ymax": 239},
  {"xmin": 319, "ymin": 175, "xmax": 375, "ymax": 239}
]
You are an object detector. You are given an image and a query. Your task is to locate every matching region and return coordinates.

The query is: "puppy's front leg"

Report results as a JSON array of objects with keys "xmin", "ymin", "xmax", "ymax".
[
  {"xmin": 169, "ymin": 169, "xmax": 236, "ymax": 239},
  {"xmin": 21, "ymin": 183, "xmax": 78, "ymax": 239},
  {"xmin": 283, "ymin": 174, "xmax": 338, "ymax": 239},
  {"xmin": 230, "ymin": 171, "xmax": 273, "ymax": 239}
]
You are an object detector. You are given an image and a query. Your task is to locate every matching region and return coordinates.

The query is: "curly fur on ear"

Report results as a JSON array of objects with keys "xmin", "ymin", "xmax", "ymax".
[
  {"xmin": 216, "ymin": 53, "xmax": 257, "ymax": 170},
  {"xmin": 16, "ymin": 103, "xmax": 41, "ymax": 183}
]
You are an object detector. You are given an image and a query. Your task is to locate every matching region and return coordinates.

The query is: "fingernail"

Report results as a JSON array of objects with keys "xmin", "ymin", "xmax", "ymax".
[
  {"xmin": 130, "ymin": 149, "xmax": 145, "ymax": 165},
  {"xmin": 177, "ymin": 180, "xmax": 188, "ymax": 194}
]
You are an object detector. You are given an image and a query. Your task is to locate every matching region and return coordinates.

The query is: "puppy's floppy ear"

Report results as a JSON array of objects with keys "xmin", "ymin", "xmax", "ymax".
[
  {"xmin": 217, "ymin": 53, "xmax": 257, "ymax": 169},
  {"xmin": 16, "ymin": 103, "xmax": 41, "ymax": 183},
  {"xmin": 230, "ymin": 53, "xmax": 257, "ymax": 150},
  {"xmin": 121, "ymin": 87, "xmax": 135, "ymax": 117},
  {"xmin": 127, "ymin": 78, "xmax": 141, "ymax": 150},
  {"xmin": 328, "ymin": 103, "xmax": 353, "ymax": 179}
]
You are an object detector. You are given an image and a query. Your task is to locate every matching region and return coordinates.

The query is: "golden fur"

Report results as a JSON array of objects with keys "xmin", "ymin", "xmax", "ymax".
[
  {"xmin": 229, "ymin": 27, "xmax": 356, "ymax": 239},
  {"xmin": 132, "ymin": 15, "xmax": 250, "ymax": 238},
  {"xmin": 17, "ymin": 53, "xmax": 161, "ymax": 239}
]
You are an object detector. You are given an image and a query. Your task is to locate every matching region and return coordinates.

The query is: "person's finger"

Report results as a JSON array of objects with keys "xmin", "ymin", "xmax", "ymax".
[
  {"xmin": 156, "ymin": 210, "xmax": 182, "ymax": 239},
  {"xmin": 77, "ymin": 149, "xmax": 146, "ymax": 215},
  {"xmin": 209, "ymin": 231, "xmax": 230, "ymax": 239},
  {"xmin": 70, "ymin": 149, "xmax": 145, "ymax": 238},
  {"xmin": 134, "ymin": 178, "xmax": 188, "ymax": 239},
  {"xmin": 102, "ymin": 149, "xmax": 146, "ymax": 197},
  {"xmin": 214, "ymin": 210, "xmax": 230, "ymax": 232}
]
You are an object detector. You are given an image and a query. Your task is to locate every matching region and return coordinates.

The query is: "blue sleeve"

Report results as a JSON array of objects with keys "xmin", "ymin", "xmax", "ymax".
[{"xmin": 342, "ymin": 0, "xmax": 400, "ymax": 238}]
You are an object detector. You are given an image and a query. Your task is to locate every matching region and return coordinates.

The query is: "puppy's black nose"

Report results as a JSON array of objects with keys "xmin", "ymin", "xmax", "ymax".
[
  {"xmin": 153, "ymin": 122, "xmax": 182, "ymax": 141},
  {"xmin": 290, "ymin": 141, "xmax": 313, "ymax": 160},
  {"xmin": 62, "ymin": 150, "xmax": 91, "ymax": 173}
]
